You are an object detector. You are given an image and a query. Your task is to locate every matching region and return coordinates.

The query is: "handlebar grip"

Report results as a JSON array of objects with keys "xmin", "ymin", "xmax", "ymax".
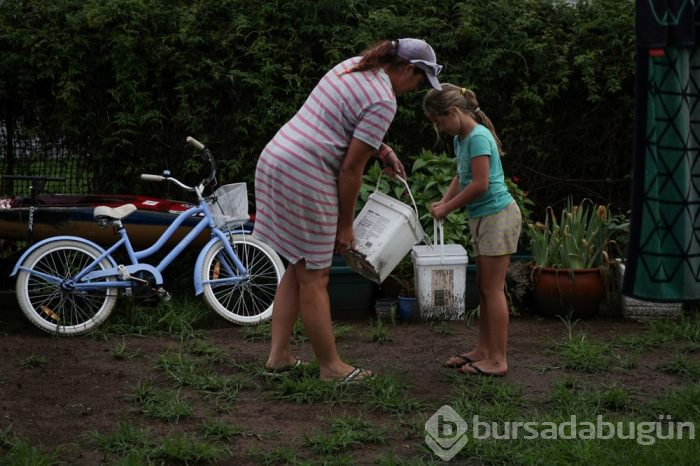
[
  {"xmin": 141, "ymin": 174, "xmax": 165, "ymax": 182},
  {"xmin": 186, "ymin": 136, "xmax": 205, "ymax": 150}
]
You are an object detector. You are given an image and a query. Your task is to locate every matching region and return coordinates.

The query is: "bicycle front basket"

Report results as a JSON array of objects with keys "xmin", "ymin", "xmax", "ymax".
[{"xmin": 207, "ymin": 183, "xmax": 249, "ymax": 228}]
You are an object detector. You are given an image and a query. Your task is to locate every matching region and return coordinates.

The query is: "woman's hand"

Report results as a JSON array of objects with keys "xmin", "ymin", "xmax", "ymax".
[
  {"xmin": 377, "ymin": 144, "xmax": 406, "ymax": 179},
  {"xmin": 430, "ymin": 201, "xmax": 450, "ymax": 220},
  {"xmin": 335, "ymin": 224, "xmax": 355, "ymax": 254}
]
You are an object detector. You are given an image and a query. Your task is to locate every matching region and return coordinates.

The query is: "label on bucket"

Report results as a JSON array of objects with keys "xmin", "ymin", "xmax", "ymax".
[{"xmin": 355, "ymin": 209, "xmax": 392, "ymax": 251}]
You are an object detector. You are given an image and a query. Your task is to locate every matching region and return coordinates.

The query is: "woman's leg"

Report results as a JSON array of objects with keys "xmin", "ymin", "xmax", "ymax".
[
  {"xmin": 266, "ymin": 263, "xmax": 302, "ymax": 369},
  {"xmin": 294, "ymin": 261, "xmax": 368, "ymax": 380},
  {"xmin": 462, "ymin": 254, "xmax": 510, "ymax": 375}
]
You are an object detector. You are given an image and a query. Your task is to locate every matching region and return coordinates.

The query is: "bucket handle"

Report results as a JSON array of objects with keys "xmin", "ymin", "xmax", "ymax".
[
  {"xmin": 433, "ymin": 219, "xmax": 445, "ymax": 246},
  {"xmin": 432, "ymin": 219, "xmax": 447, "ymax": 262},
  {"xmin": 374, "ymin": 174, "xmax": 422, "ymax": 232}
]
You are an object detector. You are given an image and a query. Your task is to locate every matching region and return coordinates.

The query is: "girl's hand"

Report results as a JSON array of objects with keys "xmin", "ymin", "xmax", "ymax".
[
  {"xmin": 430, "ymin": 201, "xmax": 449, "ymax": 220},
  {"xmin": 377, "ymin": 144, "xmax": 406, "ymax": 179}
]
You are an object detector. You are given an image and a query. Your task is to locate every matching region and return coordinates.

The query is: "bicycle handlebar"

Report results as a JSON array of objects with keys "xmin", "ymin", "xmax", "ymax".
[
  {"xmin": 140, "ymin": 136, "xmax": 217, "ymax": 197},
  {"xmin": 186, "ymin": 136, "xmax": 204, "ymax": 151},
  {"xmin": 185, "ymin": 136, "xmax": 217, "ymax": 190},
  {"xmin": 140, "ymin": 174, "xmax": 165, "ymax": 182}
]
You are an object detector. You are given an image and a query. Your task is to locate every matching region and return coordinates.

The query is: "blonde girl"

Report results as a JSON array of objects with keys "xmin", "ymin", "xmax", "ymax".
[{"xmin": 423, "ymin": 84, "xmax": 521, "ymax": 377}]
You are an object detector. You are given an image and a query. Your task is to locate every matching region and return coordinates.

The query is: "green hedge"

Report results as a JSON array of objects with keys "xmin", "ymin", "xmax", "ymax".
[{"xmin": 0, "ymin": 0, "xmax": 634, "ymax": 213}]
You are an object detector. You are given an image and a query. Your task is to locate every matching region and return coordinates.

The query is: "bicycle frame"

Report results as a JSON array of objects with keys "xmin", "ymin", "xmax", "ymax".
[
  {"xmin": 15, "ymin": 198, "xmax": 249, "ymax": 293},
  {"xmin": 11, "ymin": 136, "xmax": 284, "ymax": 334}
]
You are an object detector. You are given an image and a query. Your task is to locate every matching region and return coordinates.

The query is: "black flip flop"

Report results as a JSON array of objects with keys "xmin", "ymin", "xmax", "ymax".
[{"xmin": 462, "ymin": 362, "xmax": 506, "ymax": 378}]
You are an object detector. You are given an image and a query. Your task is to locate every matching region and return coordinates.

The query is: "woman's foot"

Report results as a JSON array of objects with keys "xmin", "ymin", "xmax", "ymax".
[
  {"xmin": 459, "ymin": 361, "xmax": 507, "ymax": 377},
  {"xmin": 443, "ymin": 351, "xmax": 484, "ymax": 368},
  {"xmin": 320, "ymin": 364, "xmax": 373, "ymax": 383},
  {"xmin": 265, "ymin": 355, "xmax": 302, "ymax": 372}
]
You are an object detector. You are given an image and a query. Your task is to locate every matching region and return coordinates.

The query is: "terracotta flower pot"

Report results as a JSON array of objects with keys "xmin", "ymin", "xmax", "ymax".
[{"xmin": 531, "ymin": 267, "xmax": 605, "ymax": 319}]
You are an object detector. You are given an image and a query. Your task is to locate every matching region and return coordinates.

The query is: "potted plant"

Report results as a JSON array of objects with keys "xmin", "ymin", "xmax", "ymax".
[{"xmin": 527, "ymin": 198, "xmax": 614, "ymax": 319}]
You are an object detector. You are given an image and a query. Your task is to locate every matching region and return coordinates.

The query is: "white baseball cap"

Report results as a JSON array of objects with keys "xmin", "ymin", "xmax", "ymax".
[{"xmin": 395, "ymin": 38, "xmax": 443, "ymax": 90}]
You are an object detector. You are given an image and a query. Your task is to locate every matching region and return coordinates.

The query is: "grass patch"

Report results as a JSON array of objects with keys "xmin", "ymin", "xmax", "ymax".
[
  {"xmin": 156, "ymin": 350, "xmax": 250, "ymax": 401},
  {"xmin": 92, "ymin": 296, "xmax": 211, "ymax": 340},
  {"xmin": 362, "ymin": 373, "xmax": 425, "ymax": 415},
  {"xmin": 368, "ymin": 319, "xmax": 394, "ymax": 343},
  {"xmin": 656, "ymin": 353, "xmax": 700, "ymax": 381},
  {"xmin": 157, "ymin": 432, "xmax": 230, "ymax": 464},
  {"xmin": 448, "ymin": 372, "xmax": 526, "ymax": 422},
  {"xmin": 551, "ymin": 320, "xmax": 612, "ymax": 373},
  {"xmin": 253, "ymin": 446, "xmax": 302, "ymax": 465},
  {"xmin": 429, "ymin": 321, "xmax": 457, "ymax": 335},
  {"xmin": 112, "ymin": 338, "xmax": 143, "ymax": 360},
  {"xmin": 265, "ymin": 368, "xmax": 423, "ymax": 414},
  {"xmin": 547, "ymin": 379, "xmax": 636, "ymax": 416},
  {"xmin": 91, "ymin": 420, "xmax": 156, "ymax": 457},
  {"xmin": 0, "ymin": 428, "xmax": 61, "ymax": 466},
  {"xmin": 199, "ymin": 418, "xmax": 276, "ymax": 442},
  {"xmin": 644, "ymin": 384, "xmax": 700, "ymax": 422},
  {"xmin": 92, "ymin": 421, "xmax": 230, "ymax": 464},
  {"xmin": 185, "ymin": 338, "xmax": 230, "ymax": 364},
  {"xmin": 243, "ymin": 321, "xmax": 272, "ymax": 342},
  {"xmin": 305, "ymin": 416, "xmax": 387, "ymax": 455},
  {"xmin": 127, "ymin": 381, "xmax": 192, "ymax": 422},
  {"xmin": 613, "ymin": 312, "xmax": 700, "ymax": 354},
  {"xmin": 19, "ymin": 353, "xmax": 47, "ymax": 369}
]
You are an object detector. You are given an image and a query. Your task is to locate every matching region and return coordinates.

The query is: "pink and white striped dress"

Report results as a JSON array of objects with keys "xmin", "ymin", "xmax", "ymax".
[{"xmin": 253, "ymin": 57, "xmax": 397, "ymax": 269}]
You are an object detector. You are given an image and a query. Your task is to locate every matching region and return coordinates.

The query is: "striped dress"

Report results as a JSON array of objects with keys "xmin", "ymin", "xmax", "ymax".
[{"xmin": 254, "ymin": 57, "xmax": 397, "ymax": 269}]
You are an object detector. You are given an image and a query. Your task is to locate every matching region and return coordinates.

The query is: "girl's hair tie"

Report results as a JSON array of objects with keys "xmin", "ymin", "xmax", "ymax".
[
  {"xmin": 461, "ymin": 87, "xmax": 467, "ymax": 96},
  {"xmin": 474, "ymin": 107, "xmax": 481, "ymax": 114}
]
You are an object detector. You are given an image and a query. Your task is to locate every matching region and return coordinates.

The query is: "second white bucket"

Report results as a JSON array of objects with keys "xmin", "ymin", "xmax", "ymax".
[{"xmin": 343, "ymin": 176, "xmax": 425, "ymax": 284}]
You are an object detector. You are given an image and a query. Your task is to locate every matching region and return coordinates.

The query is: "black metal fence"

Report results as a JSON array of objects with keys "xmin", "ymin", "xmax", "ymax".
[{"xmin": 0, "ymin": 122, "xmax": 93, "ymax": 197}]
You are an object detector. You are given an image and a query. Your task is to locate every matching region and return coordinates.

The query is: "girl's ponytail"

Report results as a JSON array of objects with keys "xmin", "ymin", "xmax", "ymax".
[{"xmin": 423, "ymin": 84, "xmax": 504, "ymax": 156}]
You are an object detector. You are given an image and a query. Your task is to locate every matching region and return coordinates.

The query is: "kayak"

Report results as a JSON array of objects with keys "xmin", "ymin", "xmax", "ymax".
[{"xmin": 0, "ymin": 193, "xmax": 253, "ymax": 249}]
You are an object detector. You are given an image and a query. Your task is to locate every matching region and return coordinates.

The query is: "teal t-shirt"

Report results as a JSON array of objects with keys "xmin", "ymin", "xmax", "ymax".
[{"xmin": 454, "ymin": 124, "xmax": 513, "ymax": 218}]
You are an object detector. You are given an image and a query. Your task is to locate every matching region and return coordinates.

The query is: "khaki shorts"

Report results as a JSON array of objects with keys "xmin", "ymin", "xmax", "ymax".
[{"xmin": 469, "ymin": 201, "xmax": 522, "ymax": 256}]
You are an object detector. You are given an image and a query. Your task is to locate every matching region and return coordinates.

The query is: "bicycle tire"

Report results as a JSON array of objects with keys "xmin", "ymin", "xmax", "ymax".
[
  {"xmin": 201, "ymin": 234, "xmax": 284, "ymax": 325},
  {"xmin": 15, "ymin": 240, "xmax": 118, "ymax": 335}
]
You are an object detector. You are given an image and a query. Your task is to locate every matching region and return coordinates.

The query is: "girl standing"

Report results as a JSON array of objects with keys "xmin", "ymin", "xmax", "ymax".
[{"xmin": 422, "ymin": 84, "xmax": 521, "ymax": 377}]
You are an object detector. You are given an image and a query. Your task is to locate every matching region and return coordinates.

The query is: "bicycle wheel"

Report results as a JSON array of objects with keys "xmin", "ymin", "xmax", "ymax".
[
  {"xmin": 201, "ymin": 234, "xmax": 284, "ymax": 324},
  {"xmin": 15, "ymin": 240, "xmax": 118, "ymax": 336}
]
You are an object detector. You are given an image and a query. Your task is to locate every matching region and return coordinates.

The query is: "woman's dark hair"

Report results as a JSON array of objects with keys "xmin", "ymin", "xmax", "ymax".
[{"xmin": 348, "ymin": 40, "xmax": 419, "ymax": 74}]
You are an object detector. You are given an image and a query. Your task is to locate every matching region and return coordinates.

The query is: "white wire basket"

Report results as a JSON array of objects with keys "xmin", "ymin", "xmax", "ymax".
[{"xmin": 207, "ymin": 183, "xmax": 249, "ymax": 229}]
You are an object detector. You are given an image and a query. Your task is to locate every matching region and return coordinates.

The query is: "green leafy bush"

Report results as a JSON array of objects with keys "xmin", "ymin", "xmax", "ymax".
[{"xmin": 0, "ymin": 0, "xmax": 635, "ymax": 214}]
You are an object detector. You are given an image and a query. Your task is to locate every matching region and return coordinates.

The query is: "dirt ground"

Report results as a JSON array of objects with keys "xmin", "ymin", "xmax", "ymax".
[{"xmin": 0, "ymin": 289, "xmax": 695, "ymax": 465}]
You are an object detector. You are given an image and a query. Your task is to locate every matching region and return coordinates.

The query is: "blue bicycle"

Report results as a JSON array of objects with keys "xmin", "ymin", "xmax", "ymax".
[{"xmin": 11, "ymin": 137, "xmax": 284, "ymax": 335}]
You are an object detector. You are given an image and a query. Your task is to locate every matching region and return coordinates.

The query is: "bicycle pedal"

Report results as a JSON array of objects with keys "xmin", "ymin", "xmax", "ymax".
[{"xmin": 154, "ymin": 287, "xmax": 171, "ymax": 302}]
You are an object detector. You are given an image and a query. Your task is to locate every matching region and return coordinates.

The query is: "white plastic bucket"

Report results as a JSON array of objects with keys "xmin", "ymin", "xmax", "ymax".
[
  {"xmin": 412, "ymin": 220, "xmax": 468, "ymax": 320},
  {"xmin": 343, "ymin": 176, "xmax": 425, "ymax": 284}
]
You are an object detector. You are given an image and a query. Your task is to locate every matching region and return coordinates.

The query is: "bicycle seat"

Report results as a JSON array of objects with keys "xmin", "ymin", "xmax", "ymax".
[{"xmin": 93, "ymin": 204, "xmax": 137, "ymax": 221}]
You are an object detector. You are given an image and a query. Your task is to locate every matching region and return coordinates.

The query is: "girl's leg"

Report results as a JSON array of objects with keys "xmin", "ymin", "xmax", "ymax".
[
  {"xmin": 445, "ymin": 256, "xmax": 490, "ymax": 367},
  {"xmin": 266, "ymin": 263, "xmax": 302, "ymax": 369},
  {"xmin": 470, "ymin": 258, "xmax": 491, "ymax": 358},
  {"xmin": 293, "ymin": 261, "xmax": 369, "ymax": 381},
  {"xmin": 462, "ymin": 254, "xmax": 510, "ymax": 375},
  {"xmin": 443, "ymin": 258, "xmax": 490, "ymax": 366}
]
